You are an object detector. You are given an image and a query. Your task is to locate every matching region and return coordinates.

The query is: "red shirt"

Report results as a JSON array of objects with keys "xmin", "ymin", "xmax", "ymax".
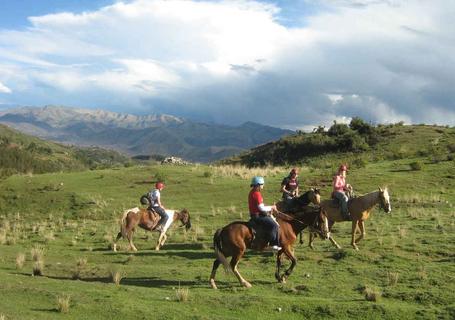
[{"xmin": 248, "ymin": 190, "xmax": 263, "ymax": 216}]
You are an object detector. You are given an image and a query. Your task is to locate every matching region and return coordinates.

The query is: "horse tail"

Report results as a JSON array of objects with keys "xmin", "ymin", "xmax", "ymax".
[
  {"xmin": 213, "ymin": 228, "xmax": 230, "ymax": 273},
  {"xmin": 120, "ymin": 207, "xmax": 140, "ymax": 238}
]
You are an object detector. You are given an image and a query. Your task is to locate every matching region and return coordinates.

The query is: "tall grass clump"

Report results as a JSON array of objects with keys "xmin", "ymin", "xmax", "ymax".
[
  {"xmin": 363, "ymin": 286, "xmax": 382, "ymax": 302},
  {"xmin": 387, "ymin": 272, "xmax": 399, "ymax": 286},
  {"xmin": 175, "ymin": 284, "xmax": 189, "ymax": 302},
  {"xmin": 109, "ymin": 268, "xmax": 125, "ymax": 286},
  {"xmin": 56, "ymin": 294, "xmax": 71, "ymax": 313},
  {"xmin": 31, "ymin": 245, "xmax": 45, "ymax": 276},
  {"xmin": 16, "ymin": 253, "xmax": 26, "ymax": 269}
]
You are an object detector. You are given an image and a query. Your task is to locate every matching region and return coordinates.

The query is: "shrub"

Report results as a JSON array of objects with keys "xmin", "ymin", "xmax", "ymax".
[
  {"xmin": 33, "ymin": 260, "xmax": 44, "ymax": 276},
  {"xmin": 203, "ymin": 171, "xmax": 213, "ymax": 178},
  {"xmin": 409, "ymin": 161, "xmax": 423, "ymax": 171},
  {"xmin": 110, "ymin": 269, "xmax": 124, "ymax": 285}
]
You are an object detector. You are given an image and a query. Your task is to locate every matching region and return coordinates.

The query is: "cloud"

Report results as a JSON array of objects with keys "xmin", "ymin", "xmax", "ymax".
[
  {"xmin": 0, "ymin": 0, "xmax": 454, "ymax": 128},
  {"xmin": 0, "ymin": 81, "xmax": 11, "ymax": 93}
]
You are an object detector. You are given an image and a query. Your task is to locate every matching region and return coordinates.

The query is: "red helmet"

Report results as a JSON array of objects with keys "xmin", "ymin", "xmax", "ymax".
[
  {"xmin": 338, "ymin": 164, "xmax": 348, "ymax": 172},
  {"xmin": 155, "ymin": 182, "xmax": 165, "ymax": 189}
]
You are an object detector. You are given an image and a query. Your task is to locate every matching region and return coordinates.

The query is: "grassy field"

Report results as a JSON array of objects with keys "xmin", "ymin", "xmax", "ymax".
[{"xmin": 0, "ymin": 160, "xmax": 454, "ymax": 319}]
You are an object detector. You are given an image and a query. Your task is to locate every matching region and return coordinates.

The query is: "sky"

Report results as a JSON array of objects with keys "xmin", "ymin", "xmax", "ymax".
[{"xmin": 0, "ymin": 0, "xmax": 454, "ymax": 130}]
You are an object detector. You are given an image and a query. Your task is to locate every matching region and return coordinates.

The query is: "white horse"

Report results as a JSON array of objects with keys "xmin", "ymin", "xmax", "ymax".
[{"xmin": 113, "ymin": 207, "xmax": 191, "ymax": 251}]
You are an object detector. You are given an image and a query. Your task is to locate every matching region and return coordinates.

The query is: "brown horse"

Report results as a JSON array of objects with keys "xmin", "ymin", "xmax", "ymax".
[
  {"xmin": 113, "ymin": 207, "xmax": 191, "ymax": 252},
  {"xmin": 209, "ymin": 208, "xmax": 330, "ymax": 289},
  {"xmin": 309, "ymin": 187, "xmax": 391, "ymax": 250}
]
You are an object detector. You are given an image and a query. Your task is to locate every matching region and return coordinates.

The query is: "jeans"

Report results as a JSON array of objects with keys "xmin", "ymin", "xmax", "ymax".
[
  {"xmin": 333, "ymin": 191, "xmax": 349, "ymax": 216},
  {"xmin": 152, "ymin": 206, "xmax": 168, "ymax": 226},
  {"xmin": 250, "ymin": 215, "xmax": 279, "ymax": 246}
]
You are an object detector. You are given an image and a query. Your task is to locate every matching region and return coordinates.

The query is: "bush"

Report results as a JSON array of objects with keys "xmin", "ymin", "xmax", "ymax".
[
  {"xmin": 328, "ymin": 122, "xmax": 350, "ymax": 137},
  {"xmin": 352, "ymin": 158, "xmax": 368, "ymax": 168},
  {"xmin": 409, "ymin": 161, "xmax": 423, "ymax": 171}
]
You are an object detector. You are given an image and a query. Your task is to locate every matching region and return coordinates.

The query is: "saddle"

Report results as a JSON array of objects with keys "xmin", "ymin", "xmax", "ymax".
[
  {"xmin": 145, "ymin": 207, "xmax": 161, "ymax": 230},
  {"xmin": 246, "ymin": 219, "xmax": 269, "ymax": 250}
]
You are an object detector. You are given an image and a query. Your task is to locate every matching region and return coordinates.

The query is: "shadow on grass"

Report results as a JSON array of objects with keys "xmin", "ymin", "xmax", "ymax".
[{"xmin": 31, "ymin": 308, "xmax": 58, "ymax": 313}]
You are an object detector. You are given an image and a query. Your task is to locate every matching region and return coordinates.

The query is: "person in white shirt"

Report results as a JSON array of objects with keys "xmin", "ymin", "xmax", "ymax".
[{"xmin": 148, "ymin": 182, "xmax": 168, "ymax": 231}]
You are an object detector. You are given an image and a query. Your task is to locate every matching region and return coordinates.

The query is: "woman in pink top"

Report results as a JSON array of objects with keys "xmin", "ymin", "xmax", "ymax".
[{"xmin": 332, "ymin": 164, "xmax": 351, "ymax": 220}]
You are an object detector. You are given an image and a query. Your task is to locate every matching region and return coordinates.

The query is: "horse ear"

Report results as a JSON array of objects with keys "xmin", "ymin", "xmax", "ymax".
[{"xmin": 378, "ymin": 187, "xmax": 383, "ymax": 192}]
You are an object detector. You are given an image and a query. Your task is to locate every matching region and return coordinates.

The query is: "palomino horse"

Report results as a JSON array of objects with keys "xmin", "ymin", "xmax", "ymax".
[
  {"xmin": 209, "ymin": 208, "xmax": 330, "ymax": 289},
  {"xmin": 310, "ymin": 187, "xmax": 391, "ymax": 250},
  {"xmin": 113, "ymin": 207, "xmax": 191, "ymax": 252}
]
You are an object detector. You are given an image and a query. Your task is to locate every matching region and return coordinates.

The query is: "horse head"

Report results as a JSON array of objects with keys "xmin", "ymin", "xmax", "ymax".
[
  {"xmin": 378, "ymin": 187, "xmax": 391, "ymax": 213},
  {"xmin": 312, "ymin": 209, "xmax": 330, "ymax": 240},
  {"xmin": 178, "ymin": 208, "xmax": 192, "ymax": 230},
  {"xmin": 297, "ymin": 188, "xmax": 321, "ymax": 207}
]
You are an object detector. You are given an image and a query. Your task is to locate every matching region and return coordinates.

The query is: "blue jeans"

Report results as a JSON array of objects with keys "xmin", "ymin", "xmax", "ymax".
[
  {"xmin": 333, "ymin": 191, "xmax": 349, "ymax": 216},
  {"xmin": 250, "ymin": 215, "xmax": 279, "ymax": 246},
  {"xmin": 152, "ymin": 206, "xmax": 168, "ymax": 226}
]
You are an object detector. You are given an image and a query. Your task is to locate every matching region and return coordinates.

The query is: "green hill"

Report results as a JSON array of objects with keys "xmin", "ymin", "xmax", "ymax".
[
  {"xmin": 0, "ymin": 124, "xmax": 130, "ymax": 178},
  {"xmin": 223, "ymin": 119, "xmax": 455, "ymax": 168}
]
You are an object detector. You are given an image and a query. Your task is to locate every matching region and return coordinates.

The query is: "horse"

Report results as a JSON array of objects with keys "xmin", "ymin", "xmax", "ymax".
[
  {"xmin": 276, "ymin": 188, "xmax": 321, "ymax": 212},
  {"xmin": 113, "ymin": 207, "xmax": 191, "ymax": 252},
  {"xmin": 309, "ymin": 187, "xmax": 391, "ymax": 250},
  {"xmin": 209, "ymin": 208, "xmax": 330, "ymax": 289}
]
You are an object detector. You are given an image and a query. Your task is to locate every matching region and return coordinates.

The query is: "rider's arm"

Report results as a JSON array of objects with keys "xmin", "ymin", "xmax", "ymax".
[{"xmin": 280, "ymin": 184, "xmax": 290, "ymax": 194}]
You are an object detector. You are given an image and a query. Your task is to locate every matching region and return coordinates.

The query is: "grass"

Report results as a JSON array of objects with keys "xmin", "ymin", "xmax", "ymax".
[{"xmin": 0, "ymin": 159, "xmax": 454, "ymax": 319}]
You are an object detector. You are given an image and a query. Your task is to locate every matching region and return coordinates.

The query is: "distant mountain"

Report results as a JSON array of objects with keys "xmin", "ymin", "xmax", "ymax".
[
  {"xmin": 0, "ymin": 106, "xmax": 293, "ymax": 162},
  {"xmin": 0, "ymin": 123, "xmax": 130, "ymax": 178}
]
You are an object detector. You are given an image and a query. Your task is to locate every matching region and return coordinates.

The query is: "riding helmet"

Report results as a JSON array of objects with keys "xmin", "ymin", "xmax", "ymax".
[
  {"xmin": 251, "ymin": 176, "xmax": 265, "ymax": 186},
  {"xmin": 155, "ymin": 182, "xmax": 165, "ymax": 189}
]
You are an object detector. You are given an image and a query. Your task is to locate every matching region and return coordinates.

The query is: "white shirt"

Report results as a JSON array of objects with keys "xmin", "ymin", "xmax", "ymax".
[{"xmin": 149, "ymin": 189, "xmax": 161, "ymax": 207}]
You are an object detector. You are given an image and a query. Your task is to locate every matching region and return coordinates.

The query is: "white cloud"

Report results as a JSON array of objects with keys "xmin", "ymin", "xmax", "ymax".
[
  {"xmin": 0, "ymin": 0, "xmax": 454, "ymax": 128},
  {"xmin": 0, "ymin": 81, "xmax": 11, "ymax": 93}
]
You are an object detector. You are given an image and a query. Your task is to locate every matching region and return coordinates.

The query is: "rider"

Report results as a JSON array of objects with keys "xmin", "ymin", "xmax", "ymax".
[
  {"xmin": 148, "ymin": 181, "xmax": 168, "ymax": 231},
  {"xmin": 281, "ymin": 168, "xmax": 299, "ymax": 203},
  {"xmin": 332, "ymin": 164, "xmax": 351, "ymax": 221},
  {"xmin": 248, "ymin": 176, "xmax": 281, "ymax": 251}
]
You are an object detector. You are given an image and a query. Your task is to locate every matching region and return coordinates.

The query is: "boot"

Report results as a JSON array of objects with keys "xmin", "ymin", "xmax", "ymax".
[{"xmin": 343, "ymin": 211, "xmax": 352, "ymax": 221}]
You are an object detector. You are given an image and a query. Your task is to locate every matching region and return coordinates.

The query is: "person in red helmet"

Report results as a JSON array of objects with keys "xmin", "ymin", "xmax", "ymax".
[
  {"xmin": 148, "ymin": 181, "xmax": 168, "ymax": 231},
  {"xmin": 332, "ymin": 164, "xmax": 352, "ymax": 221}
]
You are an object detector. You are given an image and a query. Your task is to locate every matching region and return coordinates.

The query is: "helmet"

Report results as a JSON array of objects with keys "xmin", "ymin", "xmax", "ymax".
[
  {"xmin": 338, "ymin": 164, "xmax": 348, "ymax": 172},
  {"xmin": 155, "ymin": 182, "xmax": 165, "ymax": 189},
  {"xmin": 251, "ymin": 176, "xmax": 265, "ymax": 186},
  {"xmin": 290, "ymin": 168, "xmax": 298, "ymax": 175}
]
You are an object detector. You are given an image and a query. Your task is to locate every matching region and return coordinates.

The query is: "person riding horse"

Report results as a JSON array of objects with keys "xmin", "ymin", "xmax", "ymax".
[
  {"xmin": 281, "ymin": 168, "xmax": 299, "ymax": 202},
  {"xmin": 248, "ymin": 176, "xmax": 281, "ymax": 251},
  {"xmin": 332, "ymin": 164, "xmax": 353, "ymax": 221},
  {"xmin": 148, "ymin": 181, "xmax": 168, "ymax": 231}
]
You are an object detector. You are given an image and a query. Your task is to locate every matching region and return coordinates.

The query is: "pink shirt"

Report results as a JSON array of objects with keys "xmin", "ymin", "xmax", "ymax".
[{"xmin": 333, "ymin": 174, "xmax": 346, "ymax": 193}]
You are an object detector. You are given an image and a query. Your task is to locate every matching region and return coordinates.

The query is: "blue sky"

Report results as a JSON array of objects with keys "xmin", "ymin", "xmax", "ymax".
[{"xmin": 0, "ymin": 0, "xmax": 454, "ymax": 129}]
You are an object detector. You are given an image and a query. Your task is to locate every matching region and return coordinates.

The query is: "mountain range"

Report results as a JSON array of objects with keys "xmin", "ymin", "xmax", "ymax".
[{"xmin": 0, "ymin": 106, "xmax": 293, "ymax": 162}]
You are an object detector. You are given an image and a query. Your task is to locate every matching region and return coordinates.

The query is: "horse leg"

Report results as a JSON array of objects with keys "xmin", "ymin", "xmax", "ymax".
[
  {"xmin": 299, "ymin": 231, "xmax": 304, "ymax": 245},
  {"xmin": 155, "ymin": 232, "xmax": 164, "ymax": 251},
  {"xmin": 355, "ymin": 220, "xmax": 366, "ymax": 243},
  {"xmin": 308, "ymin": 232, "xmax": 315, "ymax": 250},
  {"xmin": 230, "ymin": 253, "xmax": 251, "ymax": 288},
  {"xmin": 329, "ymin": 235, "xmax": 342, "ymax": 249},
  {"xmin": 351, "ymin": 220, "xmax": 359, "ymax": 250},
  {"xmin": 160, "ymin": 233, "xmax": 168, "ymax": 247},
  {"xmin": 209, "ymin": 259, "xmax": 221, "ymax": 289},
  {"xmin": 275, "ymin": 249, "xmax": 284, "ymax": 282},
  {"xmin": 113, "ymin": 232, "xmax": 122, "ymax": 252},
  {"xmin": 281, "ymin": 246, "xmax": 297, "ymax": 283},
  {"xmin": 126, "ymin": 229, "xmax": 138, "ymax": 252}
]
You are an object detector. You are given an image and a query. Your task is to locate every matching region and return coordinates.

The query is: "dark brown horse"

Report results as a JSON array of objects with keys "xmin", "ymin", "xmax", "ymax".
[
  {"xmin": 276, "ymin": 188, "xmax": 321, "ymax": 212},
  {"xmin": 113, "ymin": 207, "xmax": 191, "ymax": 252},
  {"xmin": 209, "ymin": 208, "xmax": 330, "ymax": 289}
]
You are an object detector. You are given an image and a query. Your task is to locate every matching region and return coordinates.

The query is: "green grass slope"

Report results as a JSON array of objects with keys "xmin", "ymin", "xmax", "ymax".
[
  {"xmin": 224, "ymin": 121, "xmax": 455, "ymax": 167},
  {"xmin": 0, "ymin": 124, "xmax": 130, "ymax": 178},
  {"xmin": 0, "ymin": 158, "xmax": 454, "ymax": 319}
]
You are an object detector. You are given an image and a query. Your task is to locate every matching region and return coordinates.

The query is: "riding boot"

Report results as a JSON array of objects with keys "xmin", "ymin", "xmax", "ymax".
[{"xmin": 343, "ymin": 211, "xmax": 352, "ymax": 221}]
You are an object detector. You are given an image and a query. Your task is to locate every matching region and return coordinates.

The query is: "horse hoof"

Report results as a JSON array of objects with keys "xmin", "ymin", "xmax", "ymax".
[
  {"xmin": 242, "ymin": 281, "xmax": 252, "ymax": 288},
  {"xmin": 210, "ymin": 280, "xmax": 218, "ymax": 289}
]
